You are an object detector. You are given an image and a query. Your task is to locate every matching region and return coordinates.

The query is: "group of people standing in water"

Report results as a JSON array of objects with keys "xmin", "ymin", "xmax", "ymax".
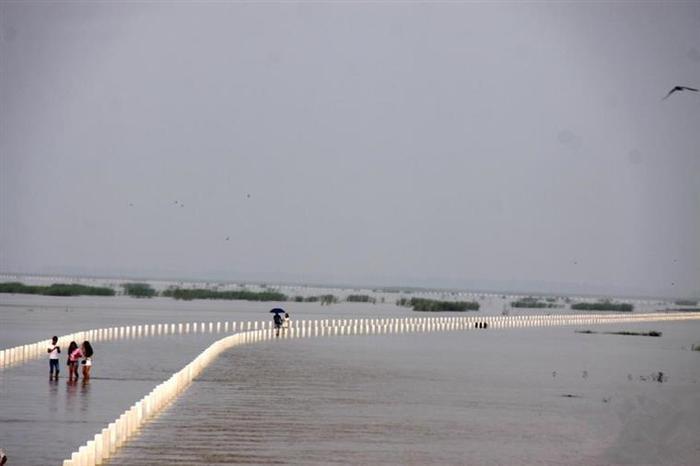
[{"xmin": 47, "ymin": 336, "xmax": 94, "ymax": 381}]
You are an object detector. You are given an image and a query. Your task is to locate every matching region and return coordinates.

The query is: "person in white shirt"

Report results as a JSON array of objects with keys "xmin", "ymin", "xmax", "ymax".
[{"xmin": 47, "ymin": 336, "xmax": 61, "ymax": 380}]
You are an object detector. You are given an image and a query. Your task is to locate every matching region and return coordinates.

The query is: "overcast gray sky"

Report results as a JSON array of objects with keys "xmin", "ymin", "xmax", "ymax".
[{"xmin": 1, "ymin": 2, "xmax": 698, "ymax": 297}]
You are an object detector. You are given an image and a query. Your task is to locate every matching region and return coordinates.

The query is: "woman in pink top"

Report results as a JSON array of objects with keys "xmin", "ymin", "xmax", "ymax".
[{"xmin": 67, "ymin": 341, "xmax": 83, "ymax": 381}]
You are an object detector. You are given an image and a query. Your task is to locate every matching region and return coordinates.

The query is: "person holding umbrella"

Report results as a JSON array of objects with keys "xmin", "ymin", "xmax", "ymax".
[{"xmin": 270, "ymin": 308, "xmax": 285, "ymax": 337}]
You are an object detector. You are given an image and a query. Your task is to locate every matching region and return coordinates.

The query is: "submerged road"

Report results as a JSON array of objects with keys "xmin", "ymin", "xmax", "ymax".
[
  {"xmin": 109, "ymin": 321, "xmax": 700, "ymax": 466},
  {"xmin": 2, "ymin": 311, "xmax": 699, "ymax": 466}
]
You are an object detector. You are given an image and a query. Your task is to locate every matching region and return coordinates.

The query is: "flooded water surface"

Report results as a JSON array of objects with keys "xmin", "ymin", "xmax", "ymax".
[
  {"xmin": 2, "ymin": 295, "xmax": 699, "ymax": 465},
  {"xmin": 111, "ymin": 322, "xmax": 700, "ymax": 466}
]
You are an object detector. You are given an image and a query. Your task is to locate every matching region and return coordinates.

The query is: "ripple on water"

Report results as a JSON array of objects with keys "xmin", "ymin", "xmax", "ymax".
[{"xmin": 109, "ymin": 326, "xmax": 700, "ymax": 466}]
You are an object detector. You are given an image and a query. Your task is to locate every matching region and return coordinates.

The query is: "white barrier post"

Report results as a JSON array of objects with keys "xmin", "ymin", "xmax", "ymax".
[{"xmin": 94, "ymin": 434, "xmax": 103, "ymax": 465}]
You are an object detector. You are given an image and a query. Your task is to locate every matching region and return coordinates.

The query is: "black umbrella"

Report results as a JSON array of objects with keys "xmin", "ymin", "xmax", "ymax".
[{"xmin": 269, "ymin": 308, "xmax": 285, "ymax": 314}]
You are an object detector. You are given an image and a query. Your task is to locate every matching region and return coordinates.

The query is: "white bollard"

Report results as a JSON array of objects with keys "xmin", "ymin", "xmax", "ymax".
[
  {"xmin": 94, "ymin": 434, "xmax": 103, "ymax": 465},
  {"xmin": 81, "ymin": 444, "xmax": 91, "ymax": 466},
  {"xmin": 104, "ymin": 422, "xmax": 117, "ymax": 458}
]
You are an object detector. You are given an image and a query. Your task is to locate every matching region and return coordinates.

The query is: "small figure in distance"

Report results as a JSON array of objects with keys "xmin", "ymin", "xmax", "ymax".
[
  {"xmin": 47, "ymin": 336, "xmax": 61, "ymax": 380},
  {"xmin": 0, "ymin": 447, "xmax": 7, "ymax": 465},
  {"xmin": 273, "ymin": 312, "xmax": 283, "ymax": 337},
  {"xmin": 81, "ymin": 341, "xmax": 94, "ymax": 380},
  {"xmin": 67, "ymin": 341, "xmax": 82, "ymax": 381},
  {"xmin": 283, "ymin": 312, "xmax": 291, "ymax": 332}
]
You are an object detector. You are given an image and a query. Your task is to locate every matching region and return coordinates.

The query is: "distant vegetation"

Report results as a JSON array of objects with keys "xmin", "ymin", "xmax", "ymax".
[
  {"xmin": 346, "ymin": 294, "xmax": 376, "ymax": 304},
  {"xmin": 576, "ymin": 330, "xmax": 661, "ymax": 337},
  {"xmin": 162, "ymin": 287, "xmax": 286, "ymax": 301},
  {"xmin": 292, "ymin": 294, "xmax": 338, "ymax": 305},
  {"xmin": 319, "ymin": 294, "xmax": 338, "ymax": 305},
  {"xmin": 122, "ymin": 283, "xmax": 157, "ymax": 298},
  {"xmin": 0, "ymin": 282, "xmax": 115, "ymax": 297},
  {"xmin": 571, "ymin": 301, "xmax": 633, "ymax": 312},
  {"xmin": 511, "ymin": 297, "xmax": 557, "ymax": 309},
  {"xmin": 397, "ymin": 297, "xmax": 480, "ymax": 312},
  {"xmin": 675, "ymin": 299, "xmax": 698, "ymax": 306}
]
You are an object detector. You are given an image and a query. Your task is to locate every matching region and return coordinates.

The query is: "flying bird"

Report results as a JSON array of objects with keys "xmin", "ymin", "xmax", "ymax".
[{"xmin": 662, "ymin": 85, "xmax": 698, "ymax": 100}]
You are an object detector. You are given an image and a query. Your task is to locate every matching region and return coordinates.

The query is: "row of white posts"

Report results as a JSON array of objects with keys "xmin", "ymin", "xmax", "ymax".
[
  {"xmin": 53, "ymin": 311, "xmax": 700, "ymax": 466},
  {"xmin": 1, "ymin": 320, "xmax": 258, "ymax": 369},
  {"xmin": 3, "ymin": 312, "xmax": 700, "ymax": 371}
]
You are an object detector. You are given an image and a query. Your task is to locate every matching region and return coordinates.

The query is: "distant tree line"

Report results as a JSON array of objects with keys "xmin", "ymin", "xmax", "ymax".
[
  {"xmin": 0, "ymin": 282, "xmax": 115, "ymax": 296},
  {"xmin": 162, "ymin": 287, "xmax": 287, "ymax": 301},
  {"xmin": 675, "ymin": 299, "xmax": 698, "ymax": 306},
  {"xmin": 570, "ymin": 302, "xmax": 633, "ymax": 312},
  {"xmin": 293, "ymin": 294, "xmax": 338, "ymax": 305},
  {"xmin": 346, "ymin": 294, "xmax": 376, "ymax": 304},
  {"xmin": 397, "ymin": 297, "xmax": 480, "ymax": 312},
  {"xmin": 511, "ymin": 297, "xmax": 557, "ymax": 309},
  {"xmin": 122, "ymin": 283, "xmax": 157, "ymax": 298}
]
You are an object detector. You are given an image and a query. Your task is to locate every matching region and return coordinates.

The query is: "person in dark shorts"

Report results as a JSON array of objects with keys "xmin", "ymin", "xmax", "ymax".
[
  {"xmin": 67, "ymin": 341, "xmax": 81, "ymax": 381},
  {"xmin": 273, "ymin": 313, "xmax": 283, "ymax": 337},
  {"xmin": 47, "ymin": 336, "xmax": 61, "ymax": 380}
]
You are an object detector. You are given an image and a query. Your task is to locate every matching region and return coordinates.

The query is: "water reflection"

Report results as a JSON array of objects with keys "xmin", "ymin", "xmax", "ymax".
[
  {"xmin": 48, "ymin": 379, "xmax": 59, "ymax": 413},
  {"xmin": 65, "ymin": 379, "xmax": 79, "ymax": 411},
  {"xmin": 113, "ymin": 326, "xmax": 700, "ymax": 466},
  {"xmin": 0, "ymin": 333, "xmax": 225, "ymax": 466}
]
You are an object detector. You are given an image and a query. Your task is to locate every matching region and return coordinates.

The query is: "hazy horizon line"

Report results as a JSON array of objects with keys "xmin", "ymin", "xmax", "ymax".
[{"xmin": 0, "ymin": 269, "xmax": 694, "ymax": 302}]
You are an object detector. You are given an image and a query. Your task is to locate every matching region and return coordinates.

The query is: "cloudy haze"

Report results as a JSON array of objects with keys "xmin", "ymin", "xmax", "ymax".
[{"xmin": 1, "ymin": 2, "xmax": 699, "ymax": 297}]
